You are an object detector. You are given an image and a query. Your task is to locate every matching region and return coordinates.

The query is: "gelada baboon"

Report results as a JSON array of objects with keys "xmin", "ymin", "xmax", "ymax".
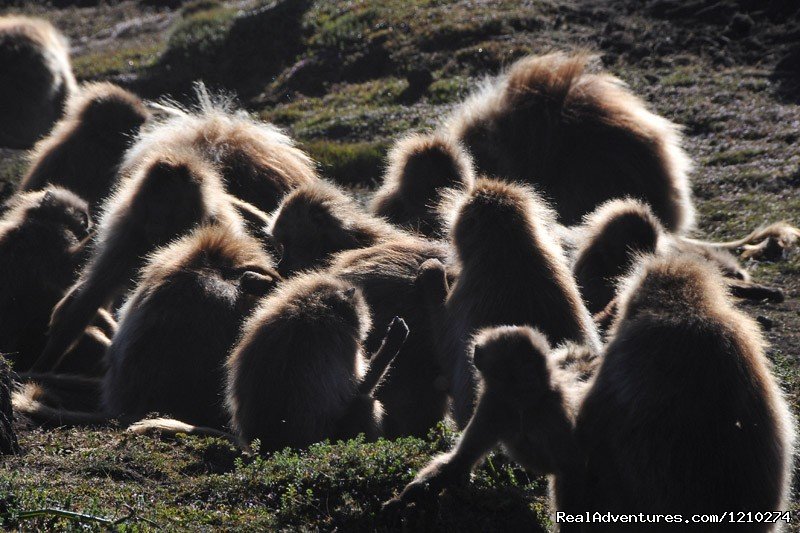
[
  {"xmin": 371, "ymin": 133, "xmax": 475, "ymax": 237},
  {"xmin": 444, "ymin": 52, "xmax": 694, "ymax": 233},
  {"xmin": 0, "ymin": 16, "xmax": 76, "ymax": 148},
  {"xmin": 19, "ymin": 82, "xmax": 150, "ymax": 211},
  {"xmin": 226, "ymin": 272, "xmax": 408, "ymax": 452},
  {"xmin": 33, "ymin": 147, "xmax": 245, "ymax": 372},
  {"xmin": 0, "ymin": 187, "xmax": 113, "ymax": 372},
  {"xmin": 268, "ymin": 180, "xmax": 401, "ymax": 276},
  {"xmin": 270, "ymin": 180, "xmax": 451, "ymax": 437},
  {"xmin": 567, "ymin": 255, "xmax": 795, "ymax": 528},
  {"xmin": 384, "ymin": 326, "xmax": 583, "ymax": 531},
  {"xmin": 570, "ymin": 198, "xmax": 785, "ymax": 317},
  {"xmin": 425, "ymin": 178, "xmax": 601, "ymax": 428},
  {"xmin": 128, "ymin": 84, "xmax": 318, "ymax": 214},
  {"xmin": 104, "ymin": 225, "xmax": 280, "ymax": 429}
]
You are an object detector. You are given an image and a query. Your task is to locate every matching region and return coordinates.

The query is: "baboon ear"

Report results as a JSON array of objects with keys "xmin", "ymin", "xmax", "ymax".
[
  {"xmin": 41, "ymin": 190, "xmax": 57, "ymax": 206},
  {"xmin": 239, "ymin": 271, "xmax": 277, "ymax": 297},
  {"xmin": 342, "ymin": 287, "xmax": 357, "ymax": 300}
]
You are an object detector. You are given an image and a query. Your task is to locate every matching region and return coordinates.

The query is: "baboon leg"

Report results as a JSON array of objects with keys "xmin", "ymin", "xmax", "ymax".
[{"xmin": 91, "ymin": 308, "xmax": 118, "ymax": 338}]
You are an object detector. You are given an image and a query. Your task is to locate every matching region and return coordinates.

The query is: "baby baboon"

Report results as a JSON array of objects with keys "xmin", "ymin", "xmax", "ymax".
[
  {"xmin": 384, "ymin": 326, "xmax": 582, "ymax": 530},
  {"xmin": 226, "ymin": 272, "xmax": 408, "ymax": 452},
  {"xmin": 33, "ymin": 147, "xmax": 245, "ymax": 372},
  {"xmin": 103, "ymin": 225, "xmax": 280, "ymax": 429},
  {"xmin": 568, "ymin": 256, "xmax": 795, "ymax": 525},
  {"xmin": 371, "ymin": 133, "xmax": 475, "ymax": 237},
  {"xmin": 126, "ymin": 85, "xmax": 317, "ymax": 214},
  {"xmin": 426, "ymin": 178, "xmax": 601, "ymax": 428},
  {"xmin": 570, "ymin": 199, "xmax": 784, "ymax": 316},
  {"xmin": 444, "ymin": 52, "xmax": 694, "ymax": 233},
  {"xmin": 19, "ymin": 82, "xmax": 150, "ymax": 211},
  {"xmin": 0, "ymin": 187, "xmax": 104, "ymax": 372},
  {"xmin": 0, "ymin": 16, "xmax": 76, "ymax": 148},
  {"xmin": 329, "ymin": 238, "xmax": 452, "ymax": 438},
  {"xmin": 268, "ymin": 180, "xmax": 403, "ymax": 276}
]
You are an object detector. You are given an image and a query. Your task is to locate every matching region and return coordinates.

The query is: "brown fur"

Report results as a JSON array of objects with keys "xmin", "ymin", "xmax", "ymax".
[
  {"xmin": 33, "ymin": 147, "xmax": 246, "ymax": 372},
  {"xmin": 0, "ymin": 187, "xmax": 103, "ymax": 372},
  {"xmin": 426, "ymin": 178, "xmax": 601, "ymax": 428},
  {"xmin": 566, "ymin": 256, "xmax": 795, "ymax": 529},
  {"xmin": 129, "ymin": 85, "xmax": 318, "ymax": 214},
  {"xmin": 268, "ymin": 180, "xmax": 401, "ymax": 276},
  {"xmin": 103, "ymin": 225, "xmax": 280, "ymax": 429},
  {"xmin": 384, "ymin": 326, "xmax": 583, "ymax": 530},
  {"xmin": 270, "ymin": 180, "xmax": 451, "ymax": 437},
  {"xmin": 371, "ymin": 133, "xmax": 475, "ymax": 237},
  {"xmin": 19, "ymin": 82, "xmax": 150, "ymax": 210},
  {"xmin": 570, "ymin": 199, "xmax": 784, "ymax": 316},
  {"xmin": 226, "ymin": 272, "xmax": 406, "ymax": 452},
  {"xmin": 0, "ymin": 16, "xmax": 76, "ymax": 148},
  {"xmin": 329, "ymin": 238, "xmax": 452, "ymax": 438},
  {"xmin": 445, "ymin": 52, "xmax": 694, "ymax": 233}
]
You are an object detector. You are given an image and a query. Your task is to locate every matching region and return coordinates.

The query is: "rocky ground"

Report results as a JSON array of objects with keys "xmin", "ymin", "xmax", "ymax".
[{"xmin": 0, "ymin": 0, "xmax": 799, "ymax": 530}]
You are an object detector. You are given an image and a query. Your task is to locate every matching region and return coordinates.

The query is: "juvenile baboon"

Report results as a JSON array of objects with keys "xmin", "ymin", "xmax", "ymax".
[
  {"xmin": 19, "ymin": 82, "xmax": 150, "ymax": 211},
  {"xmin": 103, "ymin": 225, "xmax": 280, "ymax": 428},
  {"xmin": 384, "ymin": 326, "xmax": 582, "ymax": 531},
  {"xmin": 270, "ymin": 180, "xmax": 451, "ymax": 437},
  {"xmin": 425, "ymin": 178, "xmax": 601, "ymax": 428},
  {"xmin": 567, "ymin": 255, "xmax": 795, "ymax": 527},
  {"xmin": 570, "ymin": 198, "xmax": 785, "ymax": 316},
  {"xmin": 0, "ymin": 16, "xmax": 76, "ymax": 148},
  {"xmin": 371, "ymin": 133, "xmax": 475, "ymax": 237},
  {"xmin": 0, "ymin": 187, "xmax": 111, "ymax": 372},
  {"xmin": 226, "ymin": 272, "xmax": 408, "ymax": 452},
  {"xmin": 33, "ymin": 148, "xmax": 246, "ymax": 372},
  {"xmin": 444, "ymin": 52, "xmax": 694, "ymax": 233},
  {"xmin": 127, "ymin": 85, "xmax": 318, "ymax": 214}
]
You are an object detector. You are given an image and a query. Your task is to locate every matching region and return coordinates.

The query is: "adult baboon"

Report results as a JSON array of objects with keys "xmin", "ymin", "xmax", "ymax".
[
  {"xmin": 445, "ymin": 52, "xmax": 694, "ymax": 233},
  {"xmin": 566, "ymin": 255, "xmax": 795, "ymax": 529},
  {"xmin": 226, "ymin": 272, "xmax": 408, "ymax": 451},
  {"xmin": 103, "ymin": 225, "xmax": 280, "ymax": 429},
  {"xmin": 19, "ymin": 82, "xmax": 150, "ymax": 211},
  {"xmin": 371, "ymin": 133, "xmax": 475, "ymax": 237},
  {"xmin": 0, "ymin": 16, "xmax": 76, "ymax": 148}
]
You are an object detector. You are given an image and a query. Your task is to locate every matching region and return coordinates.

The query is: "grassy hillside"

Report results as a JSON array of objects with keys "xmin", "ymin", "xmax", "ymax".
[{"xmin": 1, "ymin": 0, "xmax": 799, "ymax": 530}]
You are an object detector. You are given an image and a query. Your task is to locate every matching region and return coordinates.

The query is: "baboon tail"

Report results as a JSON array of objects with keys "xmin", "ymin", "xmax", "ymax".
[
  {"xmin": 681, "ymin": 222, "xmax": 800, "ymax": 260},
  {"xmin": 12, "ymin": 382, "xmax": 107, "ymax": 427},
  {"xmin": 127, "ymin": 418, "xmax": 237, "ymax": 444}
]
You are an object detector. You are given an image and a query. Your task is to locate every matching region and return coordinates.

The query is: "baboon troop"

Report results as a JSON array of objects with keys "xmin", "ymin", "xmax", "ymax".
[
  {"xmin": 20, "ymin": 82, "xmax": 150, "ymax": 211},
  {"xmin": 0, "ymin": 16, "xmax": 76, "ymax": 149},
  {"xmin": 1, "ymin": 16, "xmax": 797, "ymax": 528}
]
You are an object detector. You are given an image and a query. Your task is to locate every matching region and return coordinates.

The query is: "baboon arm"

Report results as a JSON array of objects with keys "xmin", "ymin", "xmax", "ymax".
[
  {"xmin": 359, "ymin": 317, "xmax": 409, "ymax": 395},
  {"xmin": 36, "ymin": 239, "xmax": 139, "ymax": 371},
  {"xmin": 385, "ymin": 394, "xmax": 504, "ymax": 510}
]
